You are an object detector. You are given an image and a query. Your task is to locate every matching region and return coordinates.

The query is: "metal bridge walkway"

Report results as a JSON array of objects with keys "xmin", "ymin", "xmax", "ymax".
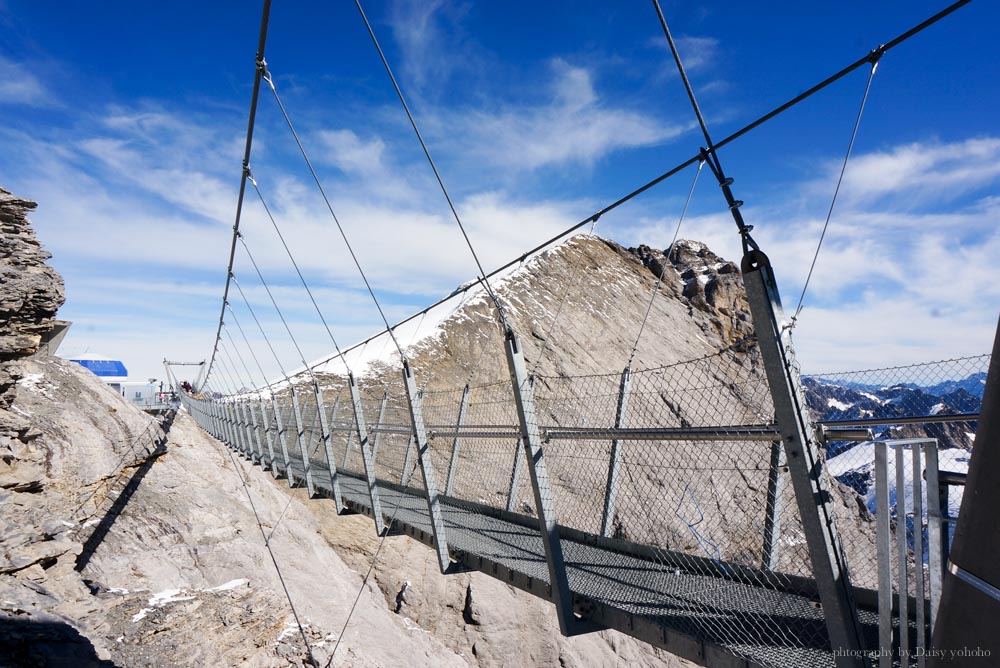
[{"xmin": 264, "ymin": 453, "xmax": 883, "ymax": 668}]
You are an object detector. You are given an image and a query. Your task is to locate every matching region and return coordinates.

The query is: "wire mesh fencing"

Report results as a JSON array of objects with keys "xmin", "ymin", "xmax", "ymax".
[{"xmin": 180, "ymin": 347, "xmax": 990, "ymax": 668}]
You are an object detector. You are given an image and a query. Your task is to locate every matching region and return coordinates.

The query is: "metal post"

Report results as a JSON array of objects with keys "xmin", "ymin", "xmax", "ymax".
[
  {"xmin": 444, "ymin": 384, "xmax": 470, "ymax": 497},
  {"xmin": 761, "ymin": 440, "xmax": 788, "ymax": 570},
  {"xmin": 222, "ymin": 402, "xmax": 235, "ymax": 448},
  {"xmin": 505, "ymin": 436, "xmax": 525, "ymax": 513},
  {"xmin": 370, "ymin": 392, "xmax": 388, "ymax": 463},
  {"xmin": 235, "ymin": 400, "xmax": 249, "ymax": 458},
  {"xmin": 349, "ymin": 373, "xmax": 385, "ymax": 535},
  {"xmin": 212, "ymin": 400, "xmax": 223, "ymax": 440},
  {"xmin": 601, "ymin": 367, "xmax": 632, "ymax": 538},
  {"xmin": 290, "ymin": 387, "xmax": 316, "ymax": 497},
  {"xmin": 924, "ymin": 441, "xmax": 943, "ymax": 631},
  {"xmin": 341, "ymin": 429, "xmax": 355, "ymax": 470},
  {"xmin": 912, "ymin": 445, "xmax": 926, "ymax": 666},
  {"xmin": 239, "ymin": 400, "xmax": 260, "ymax": 464},
  {"xmin": 314, "ymin": 384, "xmax": 344, "ymax": 511},
  {"xmin": 875, "ymin": 442, "xmax": 893, "ymax": 668},
  {"xmin": 258, "ymin": 398, "xmax": 277, "ymax": 473},
  {"xmin": 247, "ymin": 400, "xmax": 266, "ymax": 467},
  {"xmin": 208, "ymin": 400, "xmax": 219, "ymax": 439},
  {"xmin": 505, "ymin": 329, "xmax": 585, "ymax": 636},
  {"xmin": 226, "ymin": 403, "xmax": 245, "ymax": 456},
  {"xmin": 742, "ymin": 250, "xmax": 866, "ymax": 664},
  {"xmin": 272, "ymin": 396, "xmax": 295, "ymax": 484},
  {"xmin": 400, "ymin": 435, "xmax": 416, "ymax": 486},
  {"xmin": 896, "ymin": 446, "xmax": 910, "ymax": 668},
  {"xmin": 402, "ymin": 360, "xmax": 451, "ymax": 573}
]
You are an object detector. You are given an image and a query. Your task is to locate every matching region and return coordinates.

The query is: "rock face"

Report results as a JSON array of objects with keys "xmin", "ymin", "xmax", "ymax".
[
  {"xmin": 0, "ymin": 188, "xmax": 64, "ymax": 360},
  {"xmin": 0, "ymin": 188, "xmax": 67, "ymax": 491}
]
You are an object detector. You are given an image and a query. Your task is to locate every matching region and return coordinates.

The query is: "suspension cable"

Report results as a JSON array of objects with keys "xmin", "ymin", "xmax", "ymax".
[
  {"xmin": 237, "ymin": 236, "xmax": 323, "ymax": 386},
  {"xmin": 652, "ymin": 0, "xmax": 756, "ymax": 253},
  {"xmin": 791, "ymin": 59, "xmax": 880, "ymax": 326},
  {"xmin": 226, "ymin": 302, "xmax": 273, "ymax": 391},
  {"xmin": 353, "ymin": 0, "xmax": 510, "ymax": 332},
  {"xmin": 260, "ymin": 66, "xmax": 404, "ymax": 358},
  {"xmin": 291, "ymin": 0, "xmax": 971, "ymax": 383},
  {"xmin": 627, "ymin": 159, "xmax": 705, "ymax": 367},
  {"xmin": 231, "ymin": 275, "xmax": 292, "ymax": 382},
  {"xmin": 248, "ymin": 171, "xmax": 353, "ymax": 377},
  {"xmin": 202, "ymin": 0, "xmax": 272, "ymax": 392},
  {"xmin": 528, "ymin": 218, "xmax": 601, "ymax": 377}
]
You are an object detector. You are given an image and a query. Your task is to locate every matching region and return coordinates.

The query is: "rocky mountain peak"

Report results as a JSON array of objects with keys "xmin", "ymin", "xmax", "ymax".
[{"xmin": 625, "ymin": 239, "xmax": 751, "ymax": 350}]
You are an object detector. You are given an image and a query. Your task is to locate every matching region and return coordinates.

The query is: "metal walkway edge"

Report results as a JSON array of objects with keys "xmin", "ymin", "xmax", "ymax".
[{"xmin": 267, "ymin": 452, "xmax": 886, "ymax": 668}]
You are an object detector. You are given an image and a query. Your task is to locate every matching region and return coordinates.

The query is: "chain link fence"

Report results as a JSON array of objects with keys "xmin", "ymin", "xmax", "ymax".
[{"xmin": 182, "ymin": 348, "xmax": 990, "ymax": 668}]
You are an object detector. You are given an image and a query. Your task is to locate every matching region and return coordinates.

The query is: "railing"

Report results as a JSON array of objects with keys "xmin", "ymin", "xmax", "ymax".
[{"xmin": 179, "ymin": 349, "xmax": 987, "ymax": 667}]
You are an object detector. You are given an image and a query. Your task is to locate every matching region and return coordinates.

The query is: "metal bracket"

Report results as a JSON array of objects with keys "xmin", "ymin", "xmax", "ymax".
[
  {"xmin": 742, "ymin": 249, "xmax": 867, "ymax": 665},
  {"xmin": 402, "ymin": 360, "xmax": 451, "ymax": 573},
  {"xmin": 314, "ymin": 385, "xmax": 344, "ymax": 511},
  {"xmin": 601, "ymin": 366, "xmax": 632, "ymax": 537},
  {"xmin": 504, "ymin": 329, "xmax": 598, "ymax": 636},
  {"xmin": 271, "ymin": 395, "xmax": 295, "ymax": 484},
  {"xmin": 289, "ymin": 387, "xmax": 316, "ymax": 497},
  {"xmin": 444, "ymin": 385, "xmax": 470, "ymax": 496},
  {"xmin": 349, "ymin": 373, "xmax": 385, "ymax": 535}
]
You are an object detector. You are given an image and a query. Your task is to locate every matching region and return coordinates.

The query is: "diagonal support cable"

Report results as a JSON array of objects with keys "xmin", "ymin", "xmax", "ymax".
[{"xmin": 791, "ymin": 59, "xmax": 880, "ymax": 326}]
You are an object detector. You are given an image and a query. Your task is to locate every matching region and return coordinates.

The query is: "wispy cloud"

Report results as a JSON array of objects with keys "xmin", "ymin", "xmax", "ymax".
[
  {"xmin": 439, "ymin": 59, "xmax": 685, "ymax": 171},
  {"xmin": 0, "ymin": 55, "xmax": 50, "ymax": 106}
]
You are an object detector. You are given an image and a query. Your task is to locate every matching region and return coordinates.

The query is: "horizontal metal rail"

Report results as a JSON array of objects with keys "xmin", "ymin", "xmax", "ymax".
[
  {"xmin": 544, "ymin": 425, "xmax": 782, "ymax": 441},
  {"xmin": 818, "ymin": 412, "xmax": 978, "ymax": 428}
]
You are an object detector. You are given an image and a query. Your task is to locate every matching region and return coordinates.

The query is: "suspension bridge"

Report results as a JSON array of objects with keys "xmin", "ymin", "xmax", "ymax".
[{"xmin": 165, "ymin": 1, "xmax": 998, "ymax": 667}]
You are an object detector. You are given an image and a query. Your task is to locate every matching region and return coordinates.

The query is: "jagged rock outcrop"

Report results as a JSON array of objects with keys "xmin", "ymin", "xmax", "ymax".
[
  {"xmin": 0, "ymin": 188, "xmax": 64, "ymax": 360},
  {"xmin": 629, "ymin": 239, "xmax": 752, "ymax": 348},
  {"xmin": 0, "ymin": 188, "xmax": 67, "ymax": 489}
]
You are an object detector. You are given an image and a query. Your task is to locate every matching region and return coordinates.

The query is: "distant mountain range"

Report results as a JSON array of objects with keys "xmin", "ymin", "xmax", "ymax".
[{"xmin": 803, "ymin": 372, "xmax": 984, "ymax": 426}]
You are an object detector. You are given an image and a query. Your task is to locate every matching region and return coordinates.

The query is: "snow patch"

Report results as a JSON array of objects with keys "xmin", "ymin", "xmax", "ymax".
[
  {"xmin": 930, "ymin": 403, "xmax": 946, "ymax": 415},
  {"xmin": 826, "ymin": 398, "xmax": 852, "ymax": 411},
  {"xmin": 131, "ymin": 608, "xmax": 151, "ymax": 623},
  {"xmin": 205, "ymin": 578, "xmax": 249, "ymax": 592}
]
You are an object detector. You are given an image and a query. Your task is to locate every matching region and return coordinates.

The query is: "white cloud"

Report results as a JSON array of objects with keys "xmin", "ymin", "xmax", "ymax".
[
  {"xmin": 0, "ymin": 56, "xmax": 49, "ymax": 106},
  {"xmin": 823, "ymin": 137, "xmax": 1000, "ymax": 207},
  {"xmin": 441, "ymin": 59, "xmax": 685, "ymax": 171}
]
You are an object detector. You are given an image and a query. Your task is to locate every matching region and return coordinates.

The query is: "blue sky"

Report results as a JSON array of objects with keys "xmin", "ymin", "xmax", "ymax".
[{"xmin": 1, "ymin": 1, "xmax": 997, "ymax": 386}]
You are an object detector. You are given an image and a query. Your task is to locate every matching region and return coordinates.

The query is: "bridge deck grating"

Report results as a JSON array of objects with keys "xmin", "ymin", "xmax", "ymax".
[{"xmin": 268, "ymin": 454, "xmax": 886, "ymax": 668}]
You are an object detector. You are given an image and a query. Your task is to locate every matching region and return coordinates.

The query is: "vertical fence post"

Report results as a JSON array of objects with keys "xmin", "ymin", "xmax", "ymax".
[
  {"xmin": 896, "ymin": 446, "xmax": 910, "ymax": 668},
  {"xmin": 923, "ymin": 441, "xmax": 943, "ymax": 631},
  {"xmin": 341, "ymin": 429, "xmax": 355, "ymax": 470},
  {"xmin": 912, "ymin": 444, "xmax": 926, "ymax": 666},
  {"xmin": 290, "ymin": 387, "xmax": 316, "ymax": 497},
  {"xmin": 314, "ymin": 384, "xmax": 344, "ymax": 511},
  {"xmin": 742, "ymin": 250, "xmax": 866, "ymax": 664},
  {"xmin": 272, "ymin": 396, "xmax": 295, "ymax": 485},
  {"xmin": 248, "ymin": 400, "xmax": 266, "ymax": 467},
  {"xmin": 402, "ymin": 361, "xmax": 451, "ymax": 573},
  {"xmin": 875, "ymin": 442, "xmax": 892, "ymax": 668},
  {"xmin": 349, "ymin": 373, "xmax": 385, "ymax": 535},
  {"xmin": 238, "ymin": 401, "xmax": 254, "ymax": 460},
  {"xmin": 400, "ymin": 435, "xmax": 416, "ymax": 486},
  {"xmin": 370, "ymin": 393, "xmax": 388, "ymax": 463},
  {"xmin": 506, "ymin": 436, "xmax": 524, "ymax": 513},
  {"xmin": 240, "ymin": 400, "xmax": 260, "ymax": 464},
  {"xmin": 444, "ymin": 384, "xmax": 470, "ymax": 497},
  {"xmin": 257, "ymin": 398, "xmax": 276, "ymax": 473},
  {"xmin": 601, "ymin": 367, "xmax": 632, "ymax": 538},
  {"xmin": 213, "ymin": 400, "xmax": 224, "ymax": 441},
  {"xmin": 226, "ymin": 403, "xmax": 243, "ymax": 455},
  {"xmin": 220, "ymin": 402, "xmax": 233, "ymax": 447},
  {"xmin": 505, "ymin": 329, "xmax": 582, "ymax": 636},
  {"xmin": 761, "ymin": 440, "xmax": 788, "ymax": 570}
]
